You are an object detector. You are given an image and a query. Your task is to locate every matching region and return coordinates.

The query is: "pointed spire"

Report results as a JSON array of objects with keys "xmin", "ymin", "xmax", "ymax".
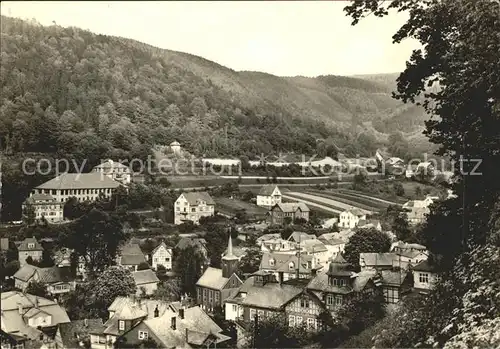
[{"xmin": 223, "ymin": 232, "xmax": 238, "ymax": 261}]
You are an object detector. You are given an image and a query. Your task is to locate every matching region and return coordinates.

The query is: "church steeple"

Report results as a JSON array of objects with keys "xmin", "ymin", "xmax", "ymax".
[{"xmin": 222, "ymin": 233, "xmax": 238, "ymax": 278}]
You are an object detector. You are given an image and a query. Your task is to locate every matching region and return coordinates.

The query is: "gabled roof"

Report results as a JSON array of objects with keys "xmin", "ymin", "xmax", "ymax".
[
  {"xmin": 260, "ymin": 252, "xmax": 320, "ymax": 274},
  {"xmin": 392, "ymin": 241, "xmax": 427, "ymax": 251},
  {"xmin": 258, "ymin": 185, "xmax": 280, "ymax": 196},
  {"xmin": 25, "ymin": 193, "xmax": 57, "ymax": 204},
  {"xmin": 35, "ymin": 173, "xmax": 121, "ymax": 190},
  {"xmin": 327, "ymin": 254, "xmax": 354, "ymax": 276},
  {"xmin": 307, "ymin": 270, "xmax": 376, "ymax": 294},
  {"xmin": 272, "ymin": 202, "xmax": 310, "ymax": 213},
  {"xmin": 227, "ymin": 276, "xmax": 305, "ymax": 310},
  {"xmin": 14, "ymin": 265, "xmax": 74, "ymax": 284},
  {"xmin": 196, "ymin": 267, "xmax": 241, "ymax": 290},
  {"xmin": 0, "ymin": 291, "xmax": 70, "ymax": 337},
  {"xmin": 287, "ymin": 231, "xmax": 316, "ymax": 243},
  {"xmin": 412, "ymin": 260, "xmax": 436, "ymax": 272},
  {"xmin": 179, "ymin": 192, "xmax": 215, "ymax": 206},
  {"xmin": 119, "ymin": 243, "xmax": 147, "ymax": 266},
  {"xmin": 108, "ymin": 297, "xmax": 176, "ymax": 319},
  {"xmin": 359, "ymin": 253, "xmax": 397, "ymax": 267},
  {"xmin": 301, "ymin": 239, "xmax": 328, "ymax": 253},
  {"xmin": 132, "ymin": 269, "xmax": 160, "ymax": 286},
  {"xmin": 59, "ymin": 319, "xmax": 104, "ymax": 348},
  {"xmin": 17, "ymin": 237, "xmax": 43, "ymax": 252},
  {"xmin": 144, "ymin": 306, "xmax": 228, "ymax": 348},
  {"xmin": 343, "ymin": 208, "xmax": 365, "ymax": 217},
  {"xmin": 378, "ymin": 270, "xmax": 410, "ymax": 286},
  {"xmin": 13, "ymin": 264, "xmax": 38, "ymax": 282},
  {"xmin": 151, "ymin": 241, "xmax": 172, "ymax": 255}
]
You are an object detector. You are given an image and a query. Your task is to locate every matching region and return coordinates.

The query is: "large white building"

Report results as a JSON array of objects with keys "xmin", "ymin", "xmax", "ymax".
[
  {"xmin": 31, "ymin": 173, "xmax": 121, "ymax": 203},
  {"xmin": 256, "ymin": 185, "xmax": 282, "ymax": 209},
  {"xmin": 22, "ymin": 193, "xmax": 64, "ymax": 223},
  {"xmin": 339, "ymin": 208, "xmax": 367, "ymax": 229},
  {"xmin": 174, "ymin": 192, "xmax": 215, "ymax": 225},
  {"xmin": 151, "ymin": 242, "xmax": 173, "ymax": 270},
  {"xmin": 93, "ymin": 159, "xmax": 131, "ymax": 184}
]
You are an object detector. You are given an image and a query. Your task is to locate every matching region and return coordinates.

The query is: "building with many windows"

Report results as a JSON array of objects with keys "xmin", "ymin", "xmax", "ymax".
[
  {"xmin": 195, "ymin": 236, "xmax": 242, "ymax": 313},
  {"xmin": 22, "ymin": 193, "xmax": 64, "ymax": 224},
  {"xmin": 174, "ymin": 192, "xmax": 215, "ymax": 225},
  {"xmin": 17, "ymin": 237, "xmax": 44, "ymax": 267},
  {"xmin": 268, "ymin": 203, "xmax": 310, "ymax": 226},
  {"xmin": 30, "ymin": 173, "xmax": 121, "ymax": 204},
  {"xmin": 256, "ymin": 185, "xmax": 282, "ymax": 209},
  {"xmin": 93, "ymin": 159, "xmax": 131, "ymax": 185}
]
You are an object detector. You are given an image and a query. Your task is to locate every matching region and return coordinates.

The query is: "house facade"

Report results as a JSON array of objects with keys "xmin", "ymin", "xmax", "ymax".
[
  {"xmin": 195, "ymin": 236, "xmax": 242, "ymax": 313},
  {"xmin": 31, "ymin": 173, "xmax": 120, "ymax": 204},
  {"xmin": 151, "ymin": 242, "xmax": 173, "ymax": 270},
  {"xmin": 93, "ymin": 159, "xmax": 131, "ymax": 185},
  {"xmin": 256, "ymin": 185, "xmax": 282, "ymax": 209},
  {"xmin": 116, "ymin": 244, "xmax": 147, "ymax": 272},
  {"xmin": 339, "ymin": 208, "xmax": 367, "ymax": 229},
  {"xmin": 22, "ymin": 193, "xmax": 64, "ymax": 224},
  {"xmin": 268, "ymin": 203, "xmax": 310, "ymax": 226},
  {"xmin": 412, "ymin": 260, "xmax": 438, "ymax": 294},
  {"xmin": 17, "ymin": 237, "xmax": 44, "ymax": 267},
  {"xmin": 260, "ymin": 252, "xmax": 322, "ymax": 282},
  {"xmin": 132, "ymin": 270, "xmax": 160, "ymax": 297},
  {"xmin": 14, "ymin": 265, "xmax": 76, "ymax": 295},
  {"xmin": 174, "ymin": 192, "xmax": 215, "ymax": 225}
]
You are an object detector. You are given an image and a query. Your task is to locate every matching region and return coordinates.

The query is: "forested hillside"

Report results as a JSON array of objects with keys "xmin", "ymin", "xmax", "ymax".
[{"xmin": 0, "ymin": 16, "xmax": 431, "ymax": 161}]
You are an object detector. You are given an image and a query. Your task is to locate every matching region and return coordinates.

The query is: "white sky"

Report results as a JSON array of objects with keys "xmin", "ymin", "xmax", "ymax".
[{"xmin": 0, "ymin": 1, "xmax": 418, "ymax": 77}]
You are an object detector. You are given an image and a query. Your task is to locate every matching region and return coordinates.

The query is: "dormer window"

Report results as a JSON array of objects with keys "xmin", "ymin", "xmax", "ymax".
[
  {"xmin": 269, "ymin": 259, "xmax": 275, "ymax": 266},
  {"xmin": 118, "ymin": 320, "xmax": 125, "ymax": 331},
  {"xmin": 289, "ymin": 262, "xmax": 295, "ymax": 270},
  {"xmin": 28, "ymin": 243, "xmax": 35, "ymax": 249}
]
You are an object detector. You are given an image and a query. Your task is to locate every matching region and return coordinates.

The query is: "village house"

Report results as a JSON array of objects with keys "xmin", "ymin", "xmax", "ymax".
[
  {"xmin": 300, "ymin": 239, "xmax": 331, "ymax": 266},
  {"xmin": 59, "ymin": 318, "xmax": 104, "ymax": 349},
  {"xmin": 30, "ymin": 173, "xmax": 121, "ymax": 204},
  {"xmin": 357, "ymin": 219, "xmax": 382, "ymax": 231},
  {"xmin": 22, "ymin": 193, "xmax": 64, "ymax": 224},
  {"xmin": 224, "ymin": 271, "xmax": 326, "ymax": 332},
  {"xmin": 359, "ymin": 251, "xmax": 428, "ymax": 272},
  {"xmin": 339, "ymin": 208, "xmax": 367, "ymax": 229},
  {"xmin": 195, "ymin": 236, "xmax": 243, "ymax": 313},
  {"xmin": 259, "ymin": 236, "xmax": 296, "ymax": 254},
  {"xmin": 256, "ymin": 185, "xmax": 282, "ymax": 209},
  {"xmin": 403, "ymin": 196, "xmax": 438, "ymax": 225},
  {"xmin": 92, "ymin": 297, "xmax": 230, "ymax": 349},
  {"xmin": 0, "ymin": 291, "xmax": 71, "ymax": 349},
  {"xmin": 93, "ymin": 159, "xmax": 131, "ymax": 185},
  {"xmin": 259, "ymin": 252, "xmax": 323, "ymax": 281},
  {"xmin": 14, "ymin": 265, "xmax": 76, "ymax": 295},
  {"xmin": 149, "ymin": 242, "xmax": 173, "ymax": 271},
  {"xmin": 412, "ymin": 260, "xmax": 438, "ymax": 294},
  {"xmin": 306, "ymin": 254, "xmax": 378, "ymax": 318},
  {"xmin": 317, "ymin": 234, "xmax": 346, "ymax": 258},
  {"xmin": 374, "ymin": 270, "xmax": 413, "ymax": 304},
  {"xmin": 116, "ymin": 243, "xmax": 147, "ymax": 272},
  {"xmin": 268, "ymin": 202, "xmax": 310, "ymax": 226},
  {"xmin": 17, "ymin": 237, "xmax": 44, "ymax": 267},
  {"xmin": 174, "ymin": 192, "xmax": 215, "ymax": 225},
  {"xmin": 415, "ymin": 161, "xmax": 435, "ymax": 178},
  {"xmin": 132, "ymin": 269, "xmax": 160, "ymax": 297},
  {"xmin": 391, "ymin": 241, "xmax": 428, "ymax": 254}
]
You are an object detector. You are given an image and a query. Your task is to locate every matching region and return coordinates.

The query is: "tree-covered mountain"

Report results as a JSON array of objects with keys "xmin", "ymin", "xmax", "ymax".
[{"xmin": 0, "ymin": 15, "xmax": 432, "ymax": 161}]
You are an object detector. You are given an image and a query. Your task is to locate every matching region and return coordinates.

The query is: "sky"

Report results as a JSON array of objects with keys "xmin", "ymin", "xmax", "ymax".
[{"xmin": 1, "ymin": 1, "xmax": 419, "ymax": 77}]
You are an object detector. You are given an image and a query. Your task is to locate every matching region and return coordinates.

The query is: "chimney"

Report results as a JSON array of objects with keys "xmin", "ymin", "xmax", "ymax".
[
  {"xmin": 179, "ymin": 307, "xmax": 185, "ymax": 320},
  {"xmin": 18, "ymin": 304, "xmax": 23, "ymax": 315},
  {"xmin": 154, "ymin": 305, "xmax": 159, "ymax": 318},
  {"xmin": 34, "ymin": 296, "xmax": 39, "ymax": 308},
  {"xmin": 185, "ymin": 328, "xmax": 189, "ymax": 342},
  {"xmin": 171, "ymin": 316, "xmax": 176, "ymax": 330},
  {"xmin": 278, "ymin": 272, "xmax": 284, "ymax": 284}
]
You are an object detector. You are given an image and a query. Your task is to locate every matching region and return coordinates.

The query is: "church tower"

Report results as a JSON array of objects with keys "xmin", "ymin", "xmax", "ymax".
[{"xmin": 222, "ymin": 234, "xmax": 239, "ymax": 278}]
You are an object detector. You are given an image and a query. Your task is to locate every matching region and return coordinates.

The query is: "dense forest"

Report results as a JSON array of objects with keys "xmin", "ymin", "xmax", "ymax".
[{"xmin": 0, "ymin": 16, "xmax": 432, "ymax": 161}]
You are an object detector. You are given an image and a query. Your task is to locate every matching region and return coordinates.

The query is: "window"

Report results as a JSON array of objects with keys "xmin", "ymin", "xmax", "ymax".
[
  {"xmin": 191, "ymin": 208, "xmax": 196, "ymax": 212},
  {"xmin": 269, "ymin": 259, "xmax": 275, "ymax": 266},
  {"xmin": 289, "ymin": 262, "xmax": 295, "ymax": 270},
  {"xmin": 340, "ymin": 279, "xmax": 346, "ymax": 286},
  {"xmin": 419, "ymin": 273, "xmax": 429, "ymax": 284},
  {"xmin": 289, "ymin": 315, "xmax": 295, "ymax": 327},
  {"xmin": 118, "ymin": 320, "xmax": 125, "ymax": 330},
  {"xmin": 215, "ymin": 291, "xmax": 219, "ymax": 303},
  {"xmin": 176, "ymin": 207, "xmax": 180, "ymax": 211},
  {"xmin": 295, "ymin": 316, "xmax": 303, "ymax": 325},
  {"xmin": 28, "ymin": 243, "xmax": 35, "ymax": 249},
  {"xmin": 232, "ymin": 304, "xmax": 238, "ymax": 312},
  {"xmin": 138, "ymin": 331, "xmax": 148, "ymax": 340},
  {"xmin": 326, "ymin": 294, "xmax": 334, "ymax": 306},
  {"xmin": 250, "ymin": 309, "xmax": 256, "ymax": 321},
  {"xmin": 335, "ymin": 296, "xmax": 343, "ymax": 306},
  {"xmin": 307, "ymin": 318, "xmax": 315, "ymax": 330},
  {"xmin": 257, "ymin": 310, "xmax": 264, "ymax": 318},
  {"xmin": 300, "ymin": 299, "xmax": 310, "ymax": 308}
]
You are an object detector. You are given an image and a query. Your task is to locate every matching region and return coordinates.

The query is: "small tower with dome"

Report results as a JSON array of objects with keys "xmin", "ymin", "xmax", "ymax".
[{"xmin": 170, "ymin": 140, "xmax": 181, "ymax": 155}]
